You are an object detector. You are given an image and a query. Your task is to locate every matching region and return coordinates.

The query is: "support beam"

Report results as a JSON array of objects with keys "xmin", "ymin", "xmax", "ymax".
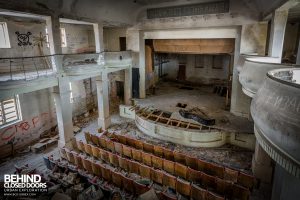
[
  {"xmin": 230, "ymin": 27, "xmax": 251, "ymax": 118},
  {"xmin": 297, "ymin": 39, "xmax": 300, "ymax": 65},
  {"xmin": 53, "ymin": 78, "xmax": 73, "ymax": 148},
  {"xmin": 93, "ymin": 23, "xmax": 104, "ymax": 53},
  {"xmin": 46, "ymin": 16, "xmax": 62, "ymax": 55},
  {"xmin": 139, "ymin": 31, "xmax": 146, "ymax": 98},
  {"xmin": 252, "ymin": 141, "xmax": 274, "ymax": 183},
  {"xmin": 268, "ymin": 10, "xmax": 288, "ymax": 61},
  {"xmin": 96, "ymin": 73, "xmax": 111, "ymax": 130},
  {"xmin": 124, "ymin": 68, "xmax": 132, "ymax": 105}
]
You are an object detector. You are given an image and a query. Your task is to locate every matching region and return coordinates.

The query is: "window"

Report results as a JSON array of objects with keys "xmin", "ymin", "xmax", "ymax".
[
  {"xmin": 0, "ymin": 22, "xmax": 11, "ymax": 48},
  {"xmin": 69, "ymin": 82, "xmax": 73, "ymax": 103},
  {"xmin": 60, "ymin": 28, "xmax": 67, "ymax": 47},
  {"xmin": 0, "ymin": 96, "xmax": 21, "ymax": 127},
  {"xmin": 195, "ymin": 55, "xmax": 205, "ymax": 68},
  {"xmin": 45, "ymin": 27, "xmax": 50, "ymax": 48}
]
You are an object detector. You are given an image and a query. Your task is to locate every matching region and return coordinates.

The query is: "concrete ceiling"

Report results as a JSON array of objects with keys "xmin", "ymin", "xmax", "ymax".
[
  {"xmin": 289, "ymin": 3, "xmax": 300, "ymax": 22},
  {"xmin": 0, "ymin": 0, "xmax": 292, "ymax": 27}
]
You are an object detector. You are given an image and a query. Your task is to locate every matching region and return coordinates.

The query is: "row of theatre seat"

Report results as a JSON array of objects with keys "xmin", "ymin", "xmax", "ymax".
[
  {"xmin": 85, "ymin": 131, "xmax": 256, "ymax": 189},
  {"xmin": 60, "ymin": 132, "xmax": 255, "ymax": 199},
  {"xmin": 62, "ymin": 141, "xmax": 232, "ymax": 200}
]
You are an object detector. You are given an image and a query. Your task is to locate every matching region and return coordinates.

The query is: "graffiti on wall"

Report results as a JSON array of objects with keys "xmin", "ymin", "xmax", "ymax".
[
  {"xmin": 15, "ymin": 31, "xmax": 32, "ymax": 46},
  {"xmin": 0, "ymin": 110, "xmax": 56, "ymax": 145}
]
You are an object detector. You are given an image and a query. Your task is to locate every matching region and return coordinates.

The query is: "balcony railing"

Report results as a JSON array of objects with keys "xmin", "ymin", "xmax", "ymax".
[
  {"xmin": 0, "ymin": 51, "xmax": 133, "ymax": 82},
  {"xmin": 0, "ymin": 55, "xmax": 55, "ymax": 82}
]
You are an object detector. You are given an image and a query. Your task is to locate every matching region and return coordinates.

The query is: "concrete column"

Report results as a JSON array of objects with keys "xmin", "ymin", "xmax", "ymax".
[
  {"xmin": 124, "ymin": 68, "xmax": 132, "ymax": 105},
  {"xmin": 96, "ymin": 73, "xmax": 111, "ymax": 130},
  {"xmin": 268, "ymin": 10, "xmax": 288, "ymax": 60},
  {"xmin": 46, "ymin": 16, "xmax": 62, "ymax": 55},
  {"xmin": 93, "ymin": 23, "xmax": 104, "ymax": 53},
  {"xmin": 45, "ymin": 16, "xmax": 63, "ymax": 73},
  {"xmin": 252, "ymin": 141, "xmax": 274, "ymax": 183},
  {"xmin": 139, "ymin": 31, "xmax": 146, "ymax": 98},
  {"xmin": 296, "ymin": 39, "xmax": 300, "ymax": 65},
  {"xmin": 53, "ymin": 78, "xmax": 73, "ymax": 148},
  {"xmin": 230, "ymin": 27, "xmax": 252, "ymax": 118}
]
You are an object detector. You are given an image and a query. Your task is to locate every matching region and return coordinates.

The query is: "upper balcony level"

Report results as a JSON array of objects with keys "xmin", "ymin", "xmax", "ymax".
[
  {"xmin": 238, "ymin": 56, "xmax": 298, "ymax": 97},
  {"xmin": 0, "ymin": 51, "xmax": 133, "ymax": 100},
  {"xmin": 251, "ymin": 68, "xmax": 300, "ymax": 178}
]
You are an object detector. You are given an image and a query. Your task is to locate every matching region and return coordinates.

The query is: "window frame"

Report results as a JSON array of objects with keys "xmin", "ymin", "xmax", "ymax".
[
  {"xmin": 0, "ymin": 22, "xmax": 11, "ymax": 48},
  {"xmin": 0, "ymin": 95, "xmax": 22, "ymax": 128},
  {"xmin": 60, "ymin": 27, "xmax": 67, "ymax": 47}
]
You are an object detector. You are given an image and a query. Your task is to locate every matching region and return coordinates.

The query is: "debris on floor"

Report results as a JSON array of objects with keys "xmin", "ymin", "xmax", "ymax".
[
  {"xmin": 30, "ymin": 135, "xmax": 59, "ymax": 153},
  {"xmin": 179, "ymin": 107, "xmax": 215, "ymax": 126}
]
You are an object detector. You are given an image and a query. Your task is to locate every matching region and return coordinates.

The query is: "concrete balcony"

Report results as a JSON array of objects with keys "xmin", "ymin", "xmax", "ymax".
[
  {"xmin": 0, "ymin": 51, "xmax": 133, "ymax": 100},
  {"xmin": 61, "ymin": 53, "xmax": 104, "ymax": 76},
  {"xmin": 0, "ymin": 55, "xmax": 58, "ymax": 100},
  {"xmin": 239, "ymin": 56, "xmax": 294, "ymax": 97},
  {"xmin": 0, "ymin": 55, "xmax": 57, "ymax": 82},
  {"xmin": 104, "ymin": 51, "xmax": 132, "ymax": 72},
  {"xmin": 251, "ymin": 68, "xmax": 300, "ymax": 178}
]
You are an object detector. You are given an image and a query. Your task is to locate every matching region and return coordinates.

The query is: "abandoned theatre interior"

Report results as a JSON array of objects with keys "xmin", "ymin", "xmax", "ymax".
[{"xmin": 0, "ymin": 0, "xmax": 299, "ymax": 199}]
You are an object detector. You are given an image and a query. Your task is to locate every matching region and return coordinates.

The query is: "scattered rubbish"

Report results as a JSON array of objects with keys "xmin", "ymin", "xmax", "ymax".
[
  {"xmin": 179, "ymin": 108, "xmax": 215, "ymax": 126},
  {"xmin": 176, "ymin": 103, "xmax": 187, "ymax": 108},
  {"xmin": 73, "ymin": 126, "xmax": 82, "ymax": 134}
]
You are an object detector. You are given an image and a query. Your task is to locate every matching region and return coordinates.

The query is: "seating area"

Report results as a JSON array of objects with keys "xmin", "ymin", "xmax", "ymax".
[{"xmin": 59, "ymin": 131, "xmax": 256, "ymax": 199}]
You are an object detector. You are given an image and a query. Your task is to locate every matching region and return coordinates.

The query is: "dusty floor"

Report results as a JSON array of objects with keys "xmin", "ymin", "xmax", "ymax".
[
  {"xmin": 137, "ymin": 81, "xmax": 254, "ymax": 133},
  {"xmin": 0, "ymin": 81, "xmax": 271, "ymax": 199}
]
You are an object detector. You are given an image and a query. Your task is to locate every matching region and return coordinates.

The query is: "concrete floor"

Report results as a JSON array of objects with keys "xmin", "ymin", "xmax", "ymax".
[{"xmin": 137, "ymin": 81, "xmax": 254, "ymax": 133}]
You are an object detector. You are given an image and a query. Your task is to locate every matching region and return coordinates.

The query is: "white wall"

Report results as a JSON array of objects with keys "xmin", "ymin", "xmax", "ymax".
[
  {"xmin": 103, "ymin": 27, "xmax": 126, "ymax": 51},
  {"xmin": 160, "ymin": 54, "xmax": 230, "ymax": 85},
  {"xmin": 240, "ymin": 22, "xmax": 268, "ymax": 55},
  {"xmin": 0, "ymin": 15, "xmax": 50, "ymax": 58},
  {"xmin": 61, "ymin": 23, "xmax": 95, "ymax": 54},
  {"xmin": 0, "ymin": 89, "xmax": 56, "ymax": 158}
]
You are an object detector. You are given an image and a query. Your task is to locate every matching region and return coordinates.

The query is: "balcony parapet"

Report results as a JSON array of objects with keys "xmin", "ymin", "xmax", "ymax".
[
  {"xmin": 239, "ymin": 56, "xmax": 296, "ymax": 97},
  {"xmin": 251, "ymin": 68, "xmax": 300, "ymax": 178},
  {"xmin": 104, "ymin": 51, "xmax": 132, "ymax": 68}
]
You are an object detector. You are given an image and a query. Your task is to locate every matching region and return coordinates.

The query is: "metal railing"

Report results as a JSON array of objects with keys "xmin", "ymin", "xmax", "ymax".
[
  {"xmin": 0, "ymin": 51, "xmax": 133, "ymax": 82},
  {"xmin": 0, "ymin": 55, "xmax": 55, "ymax": 82}
]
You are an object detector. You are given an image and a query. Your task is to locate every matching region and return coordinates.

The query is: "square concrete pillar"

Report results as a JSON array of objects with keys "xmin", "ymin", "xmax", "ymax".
[
  {"xmin": 252, "ymin": 141, "xmax": 274, "ymax": 183},
  {"xmin": 45, "ymin": 16, "xmax": 63, "ymax": 73},
  {"xmin": 93, "ymin": 23, "xmax": 104, "ymax": 53},
  {"xmin": 124, "ymin": 68, "xmax": 132, "ymax": 105},
  {"xmin": 139, "ymin": 31, "xmax": 146, "ymax": 98},
  {"xmin": 297, "ymin": 39, "xmax": 300, "ymax": 65},
  {"xmin": 96, "ymin": 73, "xmax": 111, "ymax": 130},
  {"xmin": 268, "ymin": 10, "xmax": 288, "ymax": 60},
  {"xmin": 53, "ymin": 78, "xmax": 73, "ymax": 148}
]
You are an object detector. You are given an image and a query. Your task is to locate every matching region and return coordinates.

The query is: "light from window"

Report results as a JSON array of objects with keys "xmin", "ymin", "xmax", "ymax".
[
  {"xmin": 0, "ymin": 96, "xmax": 21, "ymax": 127},
  {"xmin": 60, "ymin": 28, "xmax": 67, "ymax": 47},
  {"xmin": 45, "ymin": 27, "xmax": 50, "ymax": 48},
  {"xmin": 69, "ymin": 82, "xmax": 73, "ymax": 103},
  {"xmin": 0, "ymin": 22, "xmax": 11, "ymax": 48}
]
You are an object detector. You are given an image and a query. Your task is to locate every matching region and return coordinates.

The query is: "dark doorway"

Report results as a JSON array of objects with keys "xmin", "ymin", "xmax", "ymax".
[
  {"xmin": 132, "ymin": 68, "xmax": 140, "ymax": 98},
  {"xmin": 119, "ymin": 37, "xmax": 126, "ymax": 51},
  {"xmin": 116, "ymin": 81, "xmax": 124, "ymax": 101},
  {"xmin": 177, "ymin": 64, "xmax": 186, "ymax": 81}
]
